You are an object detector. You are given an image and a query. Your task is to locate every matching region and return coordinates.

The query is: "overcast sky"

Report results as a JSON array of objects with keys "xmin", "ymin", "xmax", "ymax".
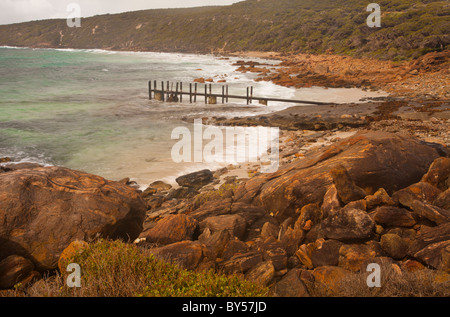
[{"xmin": 0, "ymin": 0, "xmax": 245, "ymax": 25}]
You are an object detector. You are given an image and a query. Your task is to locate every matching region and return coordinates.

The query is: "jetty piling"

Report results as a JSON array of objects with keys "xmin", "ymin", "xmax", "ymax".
[{"xmin": 148, "ymin": 80, "xmax": 329, "ymax": 106}]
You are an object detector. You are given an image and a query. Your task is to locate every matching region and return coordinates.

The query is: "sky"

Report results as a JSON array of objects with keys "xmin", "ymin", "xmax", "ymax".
[{"xmin": 0, "ymin": 0, "xmax": 245, "ymax": 25}]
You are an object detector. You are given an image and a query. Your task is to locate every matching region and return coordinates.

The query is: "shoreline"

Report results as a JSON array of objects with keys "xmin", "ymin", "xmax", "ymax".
[
  {"xmin": 1, "ymin": 45, "xmax": 449, "ymax": 189},
  {"xmin": 3, "ymin": 45, "xmax": 448, "ymax": 101}
]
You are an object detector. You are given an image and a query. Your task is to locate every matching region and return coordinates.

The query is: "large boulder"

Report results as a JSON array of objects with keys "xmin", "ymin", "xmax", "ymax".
[
  {"xmin": 0, "ymin": 166, "xmax": 147, "ymax": 271},
  {"xmin": 233, "ymin": 131, "xmax": 441, "ymax": 221}
]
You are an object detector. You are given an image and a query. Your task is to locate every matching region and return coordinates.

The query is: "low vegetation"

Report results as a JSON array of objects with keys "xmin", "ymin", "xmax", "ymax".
[
  {"xmin": 0, "ymin": 0, "xmax": 448, "ymax": 60},
  {"xmin": 1, "ymin": 239, "xmax": 447, "ymax": 297},
  {"xmin": 24, "ymin": 239, "xmax": 268, "ymax": 297}
]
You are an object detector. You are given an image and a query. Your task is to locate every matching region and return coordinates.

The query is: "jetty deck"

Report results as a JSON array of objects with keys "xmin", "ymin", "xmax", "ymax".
[{"xmin": 149, "ymin": 80, "xmax": 329, "ymax": 106}]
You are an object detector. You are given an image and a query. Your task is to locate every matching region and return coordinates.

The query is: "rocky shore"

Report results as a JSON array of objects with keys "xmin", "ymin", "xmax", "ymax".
[
  {"xmin": 0, "ymin": 50, "xmax": 449, "ymax": 297},
  {"xmin": 229, "ymin": 50, "xmax": 450, "ymax": 100},
  {"xmin": 1, "ymin": 119, "xmax": 449, "ymax": 296}
]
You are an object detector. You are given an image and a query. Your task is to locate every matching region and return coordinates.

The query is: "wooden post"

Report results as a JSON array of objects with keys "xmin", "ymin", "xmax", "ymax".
[
  {"xmin": 205, "ymin": 84, "xmax": 207, "ymax": 104},
  {"xmin": 189, "ymin": 83, "xmax": 192, "ymax": 103},
  {"xmin": 180, "ymin": 82, "xmax": 183, "ymax": 102},
  {"xmin": 175, "ymin": 82, "xmax": 179, "ymax": 102},
  {"xmin": 226, "ymin": 85, "xmax": 229, "ymax": 103},
  {"xmin": 222, "ymin": 85, "xmax": 225, "ymax": 104},
  {"xmin": 194, "ymin": 83, "xmax": 198, "ymax": 103},
  {"xmin": 246, "ymin": 87, "xmax": 249, "ymax": 105},
  {"xmin": 250, "ymin": 86, "xmax": 253, "ymax": 104},
  {"xmin": 161, "ymin": 81, "xmax": 165, "ymax": 102},
  {"xmin": 166, "ymin": 81, "xmax": 170, "ymax": 100},
  {"xmin": 148, "ymin": 80, "xmax": 152, "ymax": 100}
]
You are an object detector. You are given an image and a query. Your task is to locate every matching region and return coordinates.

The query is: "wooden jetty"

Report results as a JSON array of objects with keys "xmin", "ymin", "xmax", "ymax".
[{"xmin": 148, "ymin": 80, "xmax": 329, "ymax": 106}]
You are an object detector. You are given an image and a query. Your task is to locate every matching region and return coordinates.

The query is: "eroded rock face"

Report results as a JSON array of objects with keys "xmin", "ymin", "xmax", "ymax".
[
  {"xmin": 233, "ymin": 131, "xmax": 441, "ymax": 221},
  {"xmin": 0, "ymin": 166, "xmax": 147, "ymax": 271}
]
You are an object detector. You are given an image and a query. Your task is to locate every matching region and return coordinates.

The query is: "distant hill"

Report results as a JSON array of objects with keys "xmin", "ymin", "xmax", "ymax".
[{"xmin": 0, "ymin": 0, "xmax": 448, "ymax": 60}]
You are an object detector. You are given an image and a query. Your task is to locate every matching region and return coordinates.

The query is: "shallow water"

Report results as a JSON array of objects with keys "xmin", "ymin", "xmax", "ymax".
[{"xmin": 0, "ymin": 47, "xmax": 388, "ymax": 187}]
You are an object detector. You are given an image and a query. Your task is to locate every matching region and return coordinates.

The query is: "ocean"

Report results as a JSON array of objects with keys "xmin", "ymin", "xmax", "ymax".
[{"xmin": 0, "ymin": 47, "xmax": 387, "ymax": 188}]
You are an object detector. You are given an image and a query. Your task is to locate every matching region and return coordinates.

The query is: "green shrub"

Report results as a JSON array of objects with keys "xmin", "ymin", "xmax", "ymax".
[{"xmin": 56, "ymin": 239, "xmax": 268, "ymax": 297}]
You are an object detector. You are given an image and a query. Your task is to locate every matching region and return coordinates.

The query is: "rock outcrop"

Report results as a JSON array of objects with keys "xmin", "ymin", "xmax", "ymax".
[
  {"xmin": 0, "ymin": 166, "xmax": 147, "ymax": 272},
  {"xmin": 135, "ymin": 131, "xmax": 449, "ymax": 296}
]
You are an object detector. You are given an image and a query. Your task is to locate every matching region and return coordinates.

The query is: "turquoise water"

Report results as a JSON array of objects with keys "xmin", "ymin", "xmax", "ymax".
[{"xmin": 0, "ymin": 47, "xmax": 386, "ymax": 187}]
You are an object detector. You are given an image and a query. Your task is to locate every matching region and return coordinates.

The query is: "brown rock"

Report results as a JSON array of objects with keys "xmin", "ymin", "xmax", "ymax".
[
  {"xmin": 440, "ymin": 245, "xmax": 450, "ymax": 273},
  {"xmin": 311, "ymin": 239, "xmax": 343, "ymax": 267},
  {"xmin": 145, "ymin": 195, "xmax": 165, "ymax": 210},
  {"xmin": 193, "ymin": 78, "xmax": 206, "ymax": 83},
  {"xmin": 260, "ymin": 222, "xmax": 279, "ymax": 239},
  {"xmin": 380, "ymin": 234, "xmax": 409, "ymax": 260},
  {"xmin": 294, "ymin": 203, "xmax": 323, "ymax": 231},
  {"xmin": 411, "ymin": 222, "xmax": 450, "ymax": 254},
  {"xmin": 365, "ymin": 188, "xmax": 396, "ymax": 210},
  {"xmin": 321, "ymin": 184, "xmax": 341, "ymax": 217},
  {"xmin": 222, "ymin": 238, "xmax": 249, "ymax": 261},
  {"xmin": 414, "ymin": 240, "xmax": 450, "ymax": 270},
  {"xmin": 1, "ymin": 162, "xmax": 43, "ymax": 172},
  {"xmin": 342, "ymin": 199, "xmax": 367, "ymax": 212},
  {"xmin": 295, "ymin": 243, "xmax": 316, "ymax": 269},
  {"xmin": 280, "ymin": 227, "xmax": 305, "ymax": 256},
  {"xmin": 401, "ymin": 259, "xmax": 426, "ymax": 272},
  {"xmin": 312, "ymin": 266, "xmax": 351, "ymax": 293},
  {"xmin": 269, "ymin": 268, "xmax": 310, "ymax": 297},
  {"xmin": 198, "ymin": 229, "xmax": 231, "ymax": 259},
  {"xmin": 338, "ymin": 244, "xmax": 378, "ymax": 272},
  {"xmin": 434, "ymin": 188, "xmax": 450, "ymax": 210},
  {"xmin": 175, "ymin": 169, "xmax": 213, "ymax": 190},
  {"xmin": 150, "ymin": 241, "xmax": 209, "ymax": 270},
  {"xmin": 254, "ymin": 238, "xmax": 287, "ymax": 271},
  {"xmin": 393, "ymin": 182, "xmax": 442, "ymax": 208},
  {"xmin": 0, "ymin": 166, "xmax": 147, "ymax": 271},
  {"xmin": 410, "ymin": 200, "xmax": 450, "ymax": 225},
  {"xmin": 57, "ymin": 240, "xmax": 89, "ymax": 273},
  {"xmin": 189, "ymin": 197, "xmax": 233, "ymax": 221},
  {"xmin": 0, "ymin": 255, "xmax": 35, "ymax": 289},
  {"xmin": 166, "ymin": 186, "xmax": 199, "ymax": 199},
  {"xmin": 234, "ymin": 131, "xmax": 440, "ymax": 222},
  {"xmin": 220, "ymin": 251, "xmax": 263, "ymax": 274},
  {"xmin": 321, "ymin": 208, "xmax": 375, "ymax": 242},
  {"xmin": 410, "ymin": 223, "xmax": 450, "ymax": 269},
  {"xmin": 149, "ymin": 180, "xmax": 173, "ymax": 192},
  {"xmin": 421, "ymin": 157, "xmax": 450, "ymax": 191},
  {"xmin": 200, "ymin": 214, "xmax": 247, "ymax": 240},
  {"xmin": 146, "ymin": 214, "xmax": 200, "ymax": 245},
  {"xmin": 372, "ymin": 206, "xmax": 418, "ymax": 227},
  {"xmin": 331, "ymin": 165, "xmax": 367, "ymax": 205},
  {"xmin": 245, "ymin": 261, "xmax": 275, "ymax": 287}
]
